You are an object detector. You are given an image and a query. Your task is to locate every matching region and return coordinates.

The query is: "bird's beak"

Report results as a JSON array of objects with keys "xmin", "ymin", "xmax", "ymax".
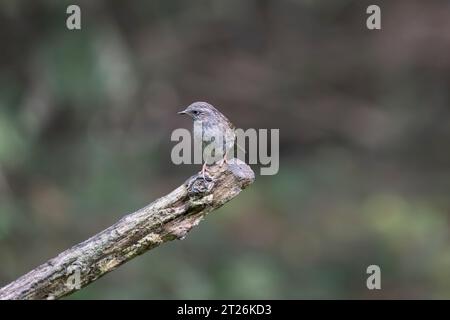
[{"xmin": 178, "ymin": 109, "xmax": 187, "ymax": 115}]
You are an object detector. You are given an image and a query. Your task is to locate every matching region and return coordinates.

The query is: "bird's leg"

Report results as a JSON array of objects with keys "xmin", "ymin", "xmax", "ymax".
[
  {"xmin": 218, "ymin": 150, "xmax": 229, "ymax": 167},
  {"xmin": 200, "ymin": 161, "xmax": 210, "ymax": 181}
]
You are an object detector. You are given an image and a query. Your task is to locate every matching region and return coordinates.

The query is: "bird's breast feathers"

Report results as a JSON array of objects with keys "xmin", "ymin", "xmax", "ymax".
[{"xmin": 193, "ymin": 121, "xmax": 235, "ymax": 151}]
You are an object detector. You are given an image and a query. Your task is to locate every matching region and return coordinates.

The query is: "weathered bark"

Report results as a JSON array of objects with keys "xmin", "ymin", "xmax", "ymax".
[{"xmin": 0, "ymin": 159, "xmax": 254, "ymax": 300}]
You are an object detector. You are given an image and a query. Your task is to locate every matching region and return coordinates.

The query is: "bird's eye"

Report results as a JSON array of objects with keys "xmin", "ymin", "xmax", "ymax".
[{"xmin": 193, "ymin": 110, "xmax": 199, "ymax": 115}]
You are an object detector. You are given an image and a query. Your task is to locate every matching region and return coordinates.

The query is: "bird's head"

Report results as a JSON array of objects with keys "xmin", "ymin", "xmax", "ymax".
[{"xmin": 178, "ymin": 101, "xmax": 217, "ymax": 121}]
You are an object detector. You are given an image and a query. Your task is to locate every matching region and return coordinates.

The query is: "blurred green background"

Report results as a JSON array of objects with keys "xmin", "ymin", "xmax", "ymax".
[{"xmin": 1, "ymin": 0, "xmax": 450, "ymax": 299}]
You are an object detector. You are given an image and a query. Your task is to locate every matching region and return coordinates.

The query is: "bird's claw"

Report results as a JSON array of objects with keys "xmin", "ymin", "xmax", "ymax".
[
  {"xmin": 201, "ymin": 170, "xmax": 213, "ymax": 182},
  {"xmin": 218, "ymin": 157, "xmax": 228, "ymax": 167}
]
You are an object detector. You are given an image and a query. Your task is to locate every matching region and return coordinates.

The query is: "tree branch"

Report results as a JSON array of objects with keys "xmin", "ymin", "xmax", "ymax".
[{"xmin": 0, "ymin": 159, "xmax": 255, "ymax": 300}]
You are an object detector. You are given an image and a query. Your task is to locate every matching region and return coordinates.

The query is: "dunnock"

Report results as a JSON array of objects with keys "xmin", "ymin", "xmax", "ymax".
[{"xmin": 178, "ymin": 101, "xmax": 236, "ymax": 179}]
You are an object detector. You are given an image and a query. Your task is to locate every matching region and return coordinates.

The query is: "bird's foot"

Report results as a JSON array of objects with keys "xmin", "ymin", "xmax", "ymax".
[
  {"xmin": 202, "ymin": 172, "xmax": 213, "ymax": 182},
  {"xmin": 199, "ymin": 163, "xmax": 213, "ymax": 182},
  {"xmin": 218, "ymin": 155, "xmax": 229, "ymax": 167}
]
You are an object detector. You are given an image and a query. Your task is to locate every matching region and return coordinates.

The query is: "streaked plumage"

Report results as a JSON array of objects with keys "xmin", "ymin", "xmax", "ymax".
[{"xmin": 178, "ymin": 101, "xmax": 236, "ymax": 176}]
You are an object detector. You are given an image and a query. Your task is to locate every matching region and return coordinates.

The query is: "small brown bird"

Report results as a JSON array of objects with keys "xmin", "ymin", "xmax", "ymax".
[{"xmin": 178, "ymin": 101, "xmax": 236, "ymax": 179}]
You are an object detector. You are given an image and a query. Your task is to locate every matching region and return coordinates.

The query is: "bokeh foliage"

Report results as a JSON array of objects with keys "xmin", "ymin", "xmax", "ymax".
[{"xmin": 1, "ymin": 0, "xmax": 450, "ymax": 299}]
